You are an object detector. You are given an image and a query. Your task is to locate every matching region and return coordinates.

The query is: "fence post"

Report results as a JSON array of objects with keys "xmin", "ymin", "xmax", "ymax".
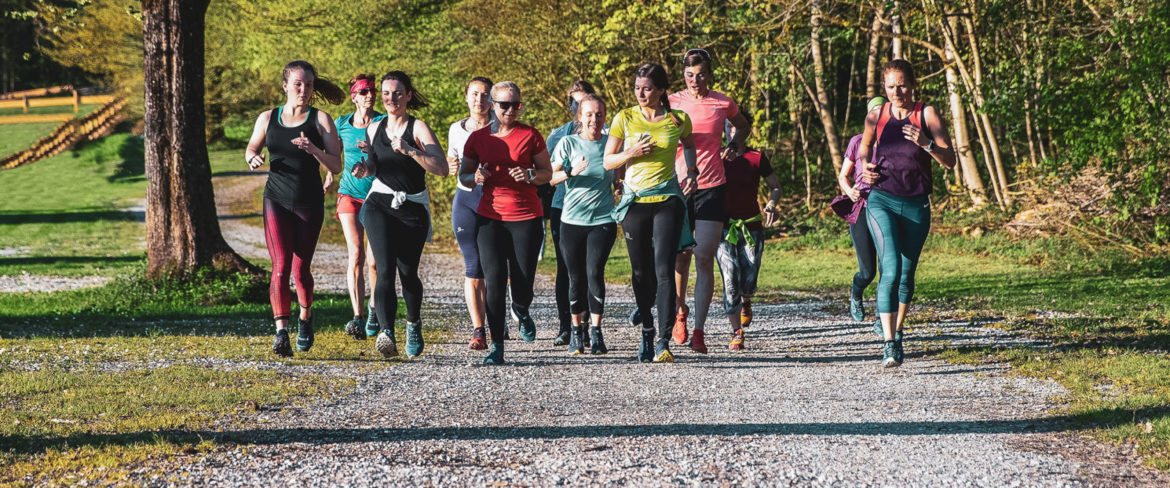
[
  {"xmin": 22, "ymin": 95, "xmax": 28, "ymax": 113},
  {"xmin": 73, "ymin": 90, "xmax": 80, "ymax": 114}
]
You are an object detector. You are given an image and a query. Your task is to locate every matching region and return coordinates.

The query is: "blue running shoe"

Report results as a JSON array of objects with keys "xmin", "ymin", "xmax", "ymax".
[{"xmin": 628, "ymin": 308, "xmax": 642, "ymax": 327}]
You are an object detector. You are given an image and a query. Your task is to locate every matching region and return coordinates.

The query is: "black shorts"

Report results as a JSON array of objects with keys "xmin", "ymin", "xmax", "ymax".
[{"xmin": 687, "ymin": 184, "xmax": 727, "ymax": 227}]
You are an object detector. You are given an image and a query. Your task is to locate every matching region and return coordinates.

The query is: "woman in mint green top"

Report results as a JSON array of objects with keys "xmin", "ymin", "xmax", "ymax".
[
  {"xmin": 549, "ymin": 94, "xmax": 615, "ymax": 355},
  {"xmin": 326, "ymin": 74, "xmax": 385, "ymax": 341}
]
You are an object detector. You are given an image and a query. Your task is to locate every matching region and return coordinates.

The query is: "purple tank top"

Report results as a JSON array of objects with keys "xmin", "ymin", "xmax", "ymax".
[{"xmin": 871, "ymin": 108, "xmax": 933, "ymax": 197}]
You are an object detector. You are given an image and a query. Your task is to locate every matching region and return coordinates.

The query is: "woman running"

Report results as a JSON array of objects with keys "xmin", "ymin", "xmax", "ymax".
[
  {"xmin": 856, "ymin": 60, "xmax": 956, "ymax": 367},
  {"xmin": 333, "ymin": 74, "xmax": 385, "ymax": 341},
  {"xmin": 244, "ymin": 60, "xmax": 344, "ymax": 357},
  {"xmin": 549, "ymin": 94, "xmax": 615, "ymax": 355},
  {"xmin": 545, "ymin": 80, "xmax": 599, "ymax": 347},
  {"xmin": 351, "ymin": 71, "xmax": 448, "ymax": 358},
  {"xmin": 669, "ymin": 48, "xmax": 751, "ymax": 354},
  {"xmin": 447, "ymin": 76, "xmax": 496, "ymax": 350},
  {"xmin": 717, "ymin": 138, "xmax": 781, "ymax": 351},
  {"xmin": 459, "ymin": 81, "xmax": 552, "ymax": 365},
  {"xmin": 836, "ymin": 97, "xmax": 887, "ymax": 323},
  {"xmin": 604, "ymin": 63, "xmax": 697, "ymax": 363}
]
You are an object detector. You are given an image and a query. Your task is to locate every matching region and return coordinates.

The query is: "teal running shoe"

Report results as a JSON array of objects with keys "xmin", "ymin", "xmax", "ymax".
[
  {"xmin": 365, "ymin": 311, "xmax": 381, "ymax": 338},
  {"xmin": 483, "ymin": 342, "xmax": 505, "ymax": 365},
  {"xmin": 873, "ymin": 318, "xmax": 883, "ymax": 337},
  {"xmin": 295, "ymin": 316, "xmax": 314, "ymax": 352},
  {"xmin": 894, "ymin": 337, "xmax": 905, "ymax": 364},
  {"xmin": 375, "ymin": 326, "xmax": 398, "ymax": 358},
  {"xmin": 516, "ymin": 314, "xmax": 536, "ymax": 342},
  {"xmin": 589, "ymin": 326, "xmax": 608, "ymax": 355},
  {"xmin": 345, "ymin": 315, "xmax": 365, "ymax": 341},
  {"xmin": 637, "ymin": 328, "xmax": 655, "ymax": 363},
  {"xmin": 628, "ymin": 308, "xmax": 642, "ymax": 327},
  {"xmin": 881, "ymin": 340, "xmax": 901, "ymax": 368},
  {"xmin": 405, "ymin": 322, "xmax": 424, "ymax": 358},
  {"xmin": 850, "ymin": 297, "xmax": 865, "ymax": 322}
]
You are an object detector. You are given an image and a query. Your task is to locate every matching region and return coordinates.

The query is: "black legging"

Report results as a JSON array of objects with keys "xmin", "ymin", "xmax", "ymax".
[
  {"xmin": 477, "ymin": 216, "xmax": 543, "ymax": 342},
  {"xmin": 622, "ymin": 197, "xmax": 684, "ymax": 340},
  {"xmin": 364, "ymin": 205, "xmax": 427, "ymax": 329},
  {"xmin": 560, "ymin": 222, "xmax": 617, "ymax": 316},
  {"xmin": 547, "ymin": 208, "xmax": 571, "ymax": 327},
  {"xmin": 850, "ymin": 207, "xmax": 878, "ymax": 299}
]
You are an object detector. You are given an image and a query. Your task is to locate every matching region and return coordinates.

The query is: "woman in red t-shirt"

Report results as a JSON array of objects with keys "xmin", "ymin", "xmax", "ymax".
[{"xmin": 458, "ymin": 81, "xmax": 553, "ymax": 365}]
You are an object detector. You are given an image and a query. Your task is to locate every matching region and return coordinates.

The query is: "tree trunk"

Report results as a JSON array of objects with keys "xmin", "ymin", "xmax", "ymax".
[
  {"xmin": 142, "ymin": 0, "xmax": 256, "ymax": 277},
  {"xmin": 865, "ymin": 4, "xmax": 885, "ymax": 99},
  {"xmin": 809, "ymin": 0, "xmax": 844, "ymax": 174},
  {"xmin": 943, "ymin": 13, "xmax": 986, "ymax": 207},
  {"xmin": 891, "ymin": 1, "xmax": 903, "ymax": 59}
]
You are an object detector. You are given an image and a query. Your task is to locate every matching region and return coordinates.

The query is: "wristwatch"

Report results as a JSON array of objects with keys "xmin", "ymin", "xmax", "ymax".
[
  {"xmin": 526, "ymin": 168, "xmax": 535, "ymax": 182},
  {"xmin": 923, "ymin": 141, "xmax": 935, "ymax": 153}
]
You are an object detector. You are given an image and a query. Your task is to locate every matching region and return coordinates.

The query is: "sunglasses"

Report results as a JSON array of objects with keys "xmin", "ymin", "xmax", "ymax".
[
  {"xmin": 355, "ymin": 88, "xmax": 372, "ymax": 96},
  {"xmin": 492, "ymin": 100, "xmax": 522, "ymax": 111}
]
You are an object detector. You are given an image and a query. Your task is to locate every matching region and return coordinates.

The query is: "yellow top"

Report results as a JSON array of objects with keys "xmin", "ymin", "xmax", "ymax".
[{"xmin": 609, "ymin": 106, "xmax": 693, "ymax": 203}]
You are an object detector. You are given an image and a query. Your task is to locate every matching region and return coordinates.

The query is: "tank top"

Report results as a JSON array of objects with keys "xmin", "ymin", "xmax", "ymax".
[
  {"xmin": 365, "ymin": 115, "xmax": 429, "ymax": 227},
  {"xmin": 264, "ymin": 106, "xmax": 325, "ymax": 209},
  {"xmin": 871, "ymin": 103, "xmax": 933, "ymax": 197}
]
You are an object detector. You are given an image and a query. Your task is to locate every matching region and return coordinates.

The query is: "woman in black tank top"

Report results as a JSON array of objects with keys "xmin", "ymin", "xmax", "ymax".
[
  {"xmin": 350, "ymin": 71, "xmax": 448, "ymax": 359},
  {"xmin": 244, "ymin": 60, "xmax": 345, "ymax": 358}
]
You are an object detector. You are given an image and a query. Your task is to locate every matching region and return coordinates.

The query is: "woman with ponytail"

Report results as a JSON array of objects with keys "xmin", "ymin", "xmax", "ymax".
[
  {"xmin": 244, "ymin": 60, "xmax": 344, "ymax": 358},
  {"xmin": 603, "ymin": 63, "xmax": 697, "ymax": 363},
  {"xmin": 668, "ymin": 48, "xmax": 752, "ymax": 354},
  {"xmin": 351, "ymin": 71, "xmax": 449, "ymax": 359}
]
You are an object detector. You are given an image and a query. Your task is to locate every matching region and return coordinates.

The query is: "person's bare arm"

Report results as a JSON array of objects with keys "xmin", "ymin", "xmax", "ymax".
[
  {"xmin": 405, "ymin": 119, "xmax": 448, "ymax": 176},
  {"xmin": 244, "ymin": 111, "xmax": 270, "ymax": 170}
]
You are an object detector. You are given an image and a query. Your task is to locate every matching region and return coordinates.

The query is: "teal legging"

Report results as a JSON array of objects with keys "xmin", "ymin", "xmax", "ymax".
[{"xmin": 865, "ymin": 190, "xmax": 931, "ymax": 314}]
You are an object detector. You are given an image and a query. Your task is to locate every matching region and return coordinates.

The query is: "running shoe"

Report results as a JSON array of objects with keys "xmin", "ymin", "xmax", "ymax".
[
  {"xmin": 850, "ymin": 296, "xmax": 865, "ymax": 322},
  {"xmin": 690, "ymin": 329, "xmax": 708, "ymax": 354},
  {"xmin": 653, "ymin": 339, "xmax": 675, "ymax": 363},
  {"xmin": 345, "ymin": 315, "xmax": 365, "ymax": 341},
  {"xmin": 581, "ymin": 314, "xmax": 591, "ymax": 348},
  {"xmin": 873, "ymin": 318, "xmax": 883, "ymax": 337},
  {"xmin": 365, "ymin": 312, "xmax": 381, "ymax": 338},
  {"xmin": 483, "ymin": 342, "xmax": 505, "ymax": 365},
  {"xmin": 295, "ymin": 316, "xmax": 314, "ymax": 352},
  {"xmin": 375, "ymin": 327, "xmax": 398, "ymax": 358},
  {"xmin": 894, "ymin": 337, "xmax": 905, "ymax": 364},
  {"xmin": 637, "ymin": 328, "xmax": 655, "ymax": 363},
  {"xmin": 741, "ymin": 299, "xmax": 753, "ymax": 328},
  {"xmin": 405, "ymin": 322, "xmax": 424, "ymax": 358},
  {"xmin": 516, "ymin": 314, "xmax": 537, "ymax": 342},
  {"xmin": 672, "ymin": 304, "xmax": 689, "ymax": 345},
  {"xmin": 590, "ymin": 326, "xmax": 608, "ymax": 355},
  {"xmin": 553, "ymin": 325, "xmax": 571, "ymax": 347},
  {"xmin": 881, "ymin": 340, "xmax": 901, "ymax": 368},
  {"xmin": 568, "ymin": 326, "xmax": 584, "ymax": 355},
  {"xmin": 729, "ymin": 329, "xmax": 745, "ymax": 351},
  {"xmin": 469, "ymin": 327, "xmax": 487, "ymax": 350},
  {"xmin": 628, "ymin": 308, "xmax": 642, "ymax": 327},
  {"xmin": 272, "ymin": 329, "xmax": 293, "ymax": 358}
]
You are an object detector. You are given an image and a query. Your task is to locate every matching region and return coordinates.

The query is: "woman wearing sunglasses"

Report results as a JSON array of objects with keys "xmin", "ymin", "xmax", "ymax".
[
  {"xmin": 604, "ymin": 63, "xmax": 697, "ymax": 363},
  {"xmin": 351, "ymin": 71, "xmax": 448, "ymax": 358},
  {"xmin": 333, "ymin": 74, "xmax": 386, "ymax": 342},
  {"xmin": 669, "ymin": 48, "xmax": 752, "ymax": 354},
  {"xmin": 459, "ymin": 82, "xmax": 553, "ymax": 365},
  {"xmin": 447, "ymin": 76, "xmax": 497, "ymax": 350},
  {"xmin": 244, "ymin": 60, "xmax": 345, "ymax": 357}
]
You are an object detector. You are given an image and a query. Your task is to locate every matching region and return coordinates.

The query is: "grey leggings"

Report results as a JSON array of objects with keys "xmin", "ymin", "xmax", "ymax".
[{"xmin": 716, "ymin": 228, "xmax": 764, "ymax": 317}]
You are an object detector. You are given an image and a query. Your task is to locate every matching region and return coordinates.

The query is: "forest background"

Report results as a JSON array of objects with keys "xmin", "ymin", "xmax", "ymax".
[{"xmin": 6, "ymin": 0, "xmax": 1168, "ymax": 254}]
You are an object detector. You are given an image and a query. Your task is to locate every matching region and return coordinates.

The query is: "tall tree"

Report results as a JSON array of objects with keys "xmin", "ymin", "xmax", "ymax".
[
  {"xmin": 809, "ymin": 0, "xmax": 843, "ymax": 173},
  {"xmin": 142, "ymin": 0, "xmax": 254, "ymax": 276}
]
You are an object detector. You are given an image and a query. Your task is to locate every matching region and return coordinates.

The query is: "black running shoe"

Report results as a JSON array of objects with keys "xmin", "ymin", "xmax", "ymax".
[
  {"xmin": 553, "ymin": 328, "xmax": 571, "ymax": 347},
  {"xmin": 590, "ymin": 326, "xmax": 608, "ymax": 355},
  {"xmin": 568, "ymin": 326, "xmax": 584, "ymax": 355},
  {"xmin": 345, "ymin": 315, "xmax": 365, "ymax": 341},
  {"xmin": 295, "ymin": 316, "xmax": 314, "ymax": 352},
  {"xmin": 272, "ymin": 329, "xmax": 293, "ymax": 357}
]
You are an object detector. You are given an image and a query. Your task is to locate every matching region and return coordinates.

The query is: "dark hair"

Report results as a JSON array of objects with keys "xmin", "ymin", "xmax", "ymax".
[
  {"xmin": 381, "ymin": 70, "xmax": 429, "ymax": 109},
  {"xmin": 466, "ymin": 76, "xmax": 494, "ymax": 94},
  {"xmin": 282, "ymin": 60, "xmax": 346, "ymax": 105},
  {"xmin": 348, "ymin": 73, "xmax": 376, "ymax": 90},
  {"xmin": 682, "ymin": 49, "xmax": 712, "ymax": 74},
  {"xmin": 568, "ymin": 80, "xmax": 596, "ymax": 97},
  {"xmin": 880, "ymin": 59, "xmax": 917, "ymax": 87},
  {"xmin": 634, "ymin": 63, "xmax": 681, "ymax": 126}
]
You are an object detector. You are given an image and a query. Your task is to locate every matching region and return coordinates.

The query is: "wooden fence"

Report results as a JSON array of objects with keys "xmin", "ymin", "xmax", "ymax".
[
  {"xmin": 0, "ymin": 85, "xmax": 73, "ymax": 100},
  {"xmin": 0, "ymin": 97, "xmax": 128, "ymax": 170}
]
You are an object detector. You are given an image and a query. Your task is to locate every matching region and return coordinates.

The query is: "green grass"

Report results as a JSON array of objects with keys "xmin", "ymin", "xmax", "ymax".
[
  {"xmin": 0, "ymin": 133, "xmax": 147, "ymax": 277},
  {"xmin": 0, "ymin": 103, "xmax": 102, "ymax": 117},
  {"xmin": 0, "ymin": 122, "xmax": 60, "ymax": 158}
]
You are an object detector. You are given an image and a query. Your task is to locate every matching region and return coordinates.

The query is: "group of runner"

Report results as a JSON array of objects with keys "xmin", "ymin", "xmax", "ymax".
[{"xmin": 243, "ymin": 53, "xmax": 954, "ymax": 368}]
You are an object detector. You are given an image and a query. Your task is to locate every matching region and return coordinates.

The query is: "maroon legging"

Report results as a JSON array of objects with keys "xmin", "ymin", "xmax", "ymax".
[{"xmin": 263, "ymin": 198, "xmax": 323, "ymax": 320}]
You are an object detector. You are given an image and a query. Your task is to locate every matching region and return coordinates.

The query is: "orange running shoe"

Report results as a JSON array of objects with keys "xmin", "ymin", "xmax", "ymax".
[
  {"xmin": 690, "ymin": 329, "xmax": 708, "ymax": 354},
  {"xmin": 672, "ymin": 303, "xmax": 689, "ymax": 345},
  {"xmin": 741, "ymin": 299, "xmax": 753, "ymax": 328},
  {"xmin": 729, "ymin": 329, "xmax": 744, "ymax": 351}
]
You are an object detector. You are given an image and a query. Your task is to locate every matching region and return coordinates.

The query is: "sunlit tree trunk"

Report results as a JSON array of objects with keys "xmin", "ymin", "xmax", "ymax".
[
  {"xmin": 865, "ymin": 4, "xmax": 884, "ymax": 98},
  {"xmin": 944, "ymin": 13, "xmax": 987, "ymax": 206},
  {"xmin": 810, "ymin": 0, "xmax": 843, "ymax": 173}
]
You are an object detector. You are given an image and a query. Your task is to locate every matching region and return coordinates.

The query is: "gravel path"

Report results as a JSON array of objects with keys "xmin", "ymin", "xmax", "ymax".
[{"xmin": 131, "ymin": 171, "xmax": 1169, "ymax": 486}]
